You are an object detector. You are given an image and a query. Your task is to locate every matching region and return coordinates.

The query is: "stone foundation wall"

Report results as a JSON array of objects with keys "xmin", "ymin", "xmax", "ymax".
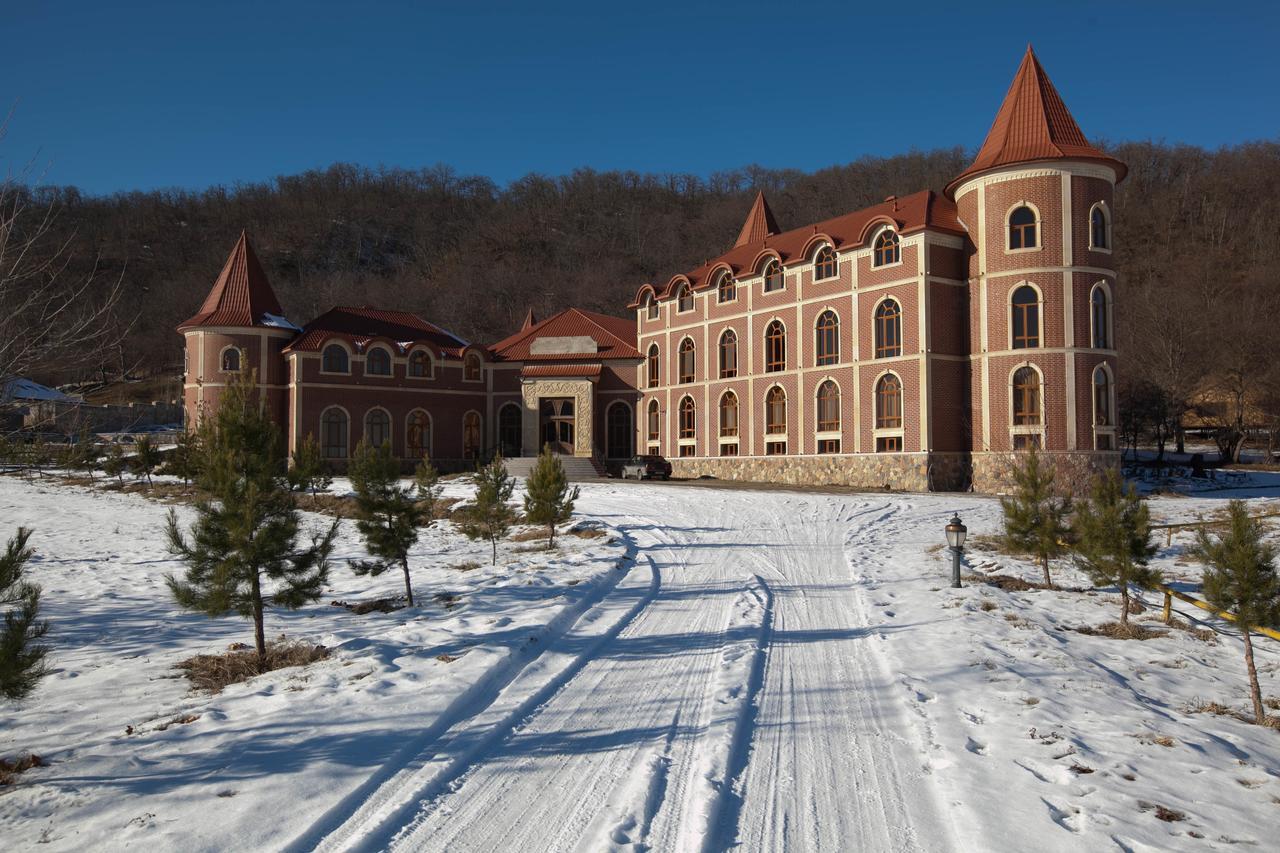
[
  {"xmin": 971, "ymin": 450, "xmax": 1121, "ymax": 496},
  {"xmin": 670, "ymin": 453, "xmax": 932, "ymax": 491}
]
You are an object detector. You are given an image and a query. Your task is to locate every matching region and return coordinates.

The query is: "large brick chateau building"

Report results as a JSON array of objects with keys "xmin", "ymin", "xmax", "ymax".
[{"xmin": 181, "ymin": 47, "xmax": 1121, "ymax": 491}]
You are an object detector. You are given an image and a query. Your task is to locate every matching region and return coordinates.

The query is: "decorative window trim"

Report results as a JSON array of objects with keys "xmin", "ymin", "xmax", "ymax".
[
  {"xmin": 716, "ymin": 271, "xmax": 737, "ymax": 304},
  {"xmin": 763, "ymin": 318, "xmax": 787, "ymax": 373},
  {"xmin": 1092, "ymin": 363, "xmax": 1116, "ymax": 445},
  {"xmin": 405, "ymin": 408, "xmax": 433, "ymax": 458},
  {"xmin": 320, "ymin": 341, "xmax": 354, "ymax": 375},
  {"xmin": 1010, "ymin": 363, "xmax": 1046, "ymax": 442},
  {"xmin": 1009, "ymin": 282, "xmax": 1044, "ymax": 350},
  {"xmin": 718, "ymin": 328, "xmax": 738, "ymax": 379},
  {"xmin": 463, "ymin": 352, "xmax": 484, "ymax": 383},
  {"xmin": 462, "ymin": 410, "xmax": 483, "ymax": 458},
  {"xmin": 646, "ymin": 398, "xmax": 661, "ymax": 443},
  {"xmin": 647, "ymin": 343, "xmax": 661, "ymax": 389},
  {"xmin": 815, "ymin": 377, "xmax": 841, "ymax": 434},
  {"xmin": 1005, "ymin": 201, "xmax": 1042, "ymax": 254},
  {"xmin": 406, "ymin": 347, "xmax": 435, "ymax": 380},
  {"xmin": 1088, "ymin": 202, "xmax": 1112, "ymax": 253},
  {"xmin": 872, "ymin": 296, "xmax": 903, "ymax": 360},
  {"xmin": 678, "ymin": 395, "xmax": 696, "ymax": 442},
  {"xmin": 815, "ymin": 308, "xmax": 840, "ymax": 366},
  {"xmin": 764, "ymin": 385, "xmax": 788, "ymax": 436},
  {"xmin": 320, "ymin": 405, "xmax": 352, "ymax": 459},
  {"xmin": 218, "ymin": 345, "xmax": 243, "ymax": 373},
  {"xmin": 364, "ymin": 345, "xmax": 394, "ymax": 378},
  {"xmin": 645, "ymin": 294, "xmax": 659, "ymax": 321},
  {"xmin": 873, "ymin": 370, "xmax": 904, "ymax": 432},
  {"xmin": 871, "ymin": 227, "xmax": 902, "ymax": 269},
  {"xmin": 813, "ymin": 244, "xmax": 838, "ymax": 281},
  {"xmin": 676, "ymin": 283, "xmax": 695, "ymax": 314},
  {"xmin": 677, "ymin": 337, "xmax": 696, "ymax": 384},
  {"xmin": 761, "ymin": 258, "xmax": 785, "ymax": 294},
  {"xmin": 1089, "ymin": 281, "xmax": 1114, "ymax": 349},
  {"xmin": 718, "ymin": 391, "xmax": 740, "ymax": 438},
  {"xmin": 364, "ymin": 406, "xmax": 393, "ymax": 449}
]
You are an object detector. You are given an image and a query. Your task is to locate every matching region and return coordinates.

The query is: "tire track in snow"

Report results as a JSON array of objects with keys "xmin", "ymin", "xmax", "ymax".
[{"xmin": 287, "ymin": 552, "xmax": 660, "ymax": 853}]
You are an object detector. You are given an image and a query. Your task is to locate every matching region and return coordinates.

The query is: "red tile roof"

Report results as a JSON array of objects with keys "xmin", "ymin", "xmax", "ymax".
[
  {"xmin": 282, "ymin": 306, "xmax": 469, "ymax": 356},
  {"xmin": 179, "ymin": 231, "xmax": 289, "ymax": 330},
  {"xmin": 520, "ymin": 364, "xmax": 603, "ymax": 378},
  {"xmin": 946, "ymin": 46, "xmax": 1126, "ymax": 196},
  {"xmin": 734, "ymin": 191, "xmax": 781, "ymax": 247},
  {"xmin": 490, "ymin": 308, "xmax": 640, "ymax": 361},
  {"xmin": 631, "ymin": 189, "xmax": 963, "ymax": 305}
]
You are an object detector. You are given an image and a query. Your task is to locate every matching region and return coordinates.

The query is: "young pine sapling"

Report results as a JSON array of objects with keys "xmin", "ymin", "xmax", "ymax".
[
  {"xmin": 460, "ymin": 455, "xmax": 516, "ymax": 566},
  {"xmin": 1073, "ymin": 468, "xmax": 1159, "ymax": 625},
  {"xmin": 1000, "ymin": 447, "xmax": 1072, "ymax": 588},
  {"xmin": 523, "ymin": 444, "xmax": 580, "ymax": 549}
]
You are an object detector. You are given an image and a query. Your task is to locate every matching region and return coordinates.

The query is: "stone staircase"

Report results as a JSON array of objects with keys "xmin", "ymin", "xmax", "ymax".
[{"xmin": 503, "ymin": 455, "xmax": 608, "ymax": 481}]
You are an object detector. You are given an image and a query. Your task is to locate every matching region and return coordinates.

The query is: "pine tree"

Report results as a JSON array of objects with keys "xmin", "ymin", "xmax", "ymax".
[
  {"xmin": 1000, "ymin": 447, "xmax": 1072, "ymax": 588},
  {"xmin": 287, "ymin": 433, "xmax": 332, "ymax": 495},
  {"xmin": 460, "ymin": 455, "xmax": 516, "ymax": 566},
  {"xmin": 1193, "ymin": 500, "xmax": 1280, "ymax": 725},
  {"xmin": 523, "ymin": 445, "xmax": 580, "ymax": 549},
  {"xmin": 102, "ymin": 442, "xmax": 127, "ymax": 485},
  {"xmin": 414, "ymin": 453, "xmax": 443, "ymax": 525},
  {"xmin": 133, "ymin": 435, "xmax": 160, "ymax": 487},
  {"xmin": 165, "ymin": 371, "xmax": 337, "ymax": 672},
  {"xmin": 69, "ymin": 429, "xmax": 100, "ymax": 481},
  {"xmin": 1, "ymin": 527, "xmax": 49, "ymax": 701},
  {"xmin": 163, "ymin": 429, "xmax": 203, "ymax": 485},
  {"xmin": 348, "ymin": 440, "xmax": 426, "ymax": 606},
  {"xmin": 1074, "ymin": 468, "xmax": 1159, "ymax": 625}
]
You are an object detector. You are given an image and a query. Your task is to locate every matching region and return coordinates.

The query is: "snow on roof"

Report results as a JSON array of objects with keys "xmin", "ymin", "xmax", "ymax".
[
  {"xmin": 261, "ymin": 312, "xmax": 302, "ymax": 331},
  {"xmin": 1, "ymin": 378, "xmax": 79, "ymax": 404}
]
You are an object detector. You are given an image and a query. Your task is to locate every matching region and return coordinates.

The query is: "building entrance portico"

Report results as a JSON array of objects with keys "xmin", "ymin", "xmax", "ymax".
[
  {"xmin": 519, "ymin": 376, "xmax": 596, "ymax": 458},
  {"xmin": 540, "ymin": 398, "xmax": 576, "ymax": 454}
]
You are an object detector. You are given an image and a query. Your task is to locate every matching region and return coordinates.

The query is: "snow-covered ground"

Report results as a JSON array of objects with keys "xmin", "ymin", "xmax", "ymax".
[{"xmin": 1, "ymin": 474, "xmax": 1277, "ymax": 851}]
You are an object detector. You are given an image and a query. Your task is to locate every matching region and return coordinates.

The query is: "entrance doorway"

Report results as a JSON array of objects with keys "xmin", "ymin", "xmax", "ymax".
[
  {"xmin": 606, "ymin": 401, "xmax": 633, "ymax": 459},
  {"xmin": 498, "ymin": 404, "xmax": 522, "ymax": 458},
  {"xmin": 540, "ymin": 398, "xmax": 575, "ymax": 454}
]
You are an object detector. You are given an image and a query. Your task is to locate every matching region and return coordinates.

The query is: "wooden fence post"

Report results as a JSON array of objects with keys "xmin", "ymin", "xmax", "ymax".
[{"xmin": 1162, "ymin": 590, "xmax": 1172, "ymax": 625}]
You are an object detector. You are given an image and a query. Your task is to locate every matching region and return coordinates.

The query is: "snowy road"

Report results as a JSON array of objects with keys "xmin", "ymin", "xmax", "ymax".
[{"xmin": 294, "ymin": 486, "xmax": 956, "ymax": 852}]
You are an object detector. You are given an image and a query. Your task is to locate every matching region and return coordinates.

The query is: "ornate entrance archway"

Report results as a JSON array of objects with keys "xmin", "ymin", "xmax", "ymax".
[{"xmin": 540, "ymin": 398, "xmax": 575, "ymax": 454}]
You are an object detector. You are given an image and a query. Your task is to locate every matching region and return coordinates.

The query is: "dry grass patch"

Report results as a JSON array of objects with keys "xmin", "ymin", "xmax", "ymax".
[
  {"xmin": 510, "ymin": 527, "xmax": 549, "ymax": 543},
  {"xmin": 0, "ymin": 753, "xmax": 44, "ymax": 786},
  {"xmin": 567, "ymin": 526, "xmax": 607, "ymax": 540},
  {"xmin": 1077, "ymin": 621, "xmax": 1168, "ymax": 641},
  {"xmin": 452, "ymin": 560, "xmax": 482, "ymax": 572},
  {"xmin": 331, "ymin": 596, "xmax": 406, "ymax": 615},
  {"xmin": 294, "ymin": 492, "xmax": 360, "ymax": 519},
  {"xmin": 1132, "ymin": 733, "xmax": 1177, "ymax": 748},
  {"xmin": 177, "ymin": 638, "xmax": 330, "ymax": 693},
  {"xmin": 979, "ymin": 599, "xmax": 999, "ymax": 612}
]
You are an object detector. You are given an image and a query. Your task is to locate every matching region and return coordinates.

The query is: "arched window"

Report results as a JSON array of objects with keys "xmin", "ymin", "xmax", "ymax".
[
  {"xmin": 647, "ymin": 344, "xmax": 660, "ymax": 388},
  {"xmin": 719, "ymin": 391, "xmax": 739, "ymax": 437},
  {"xmin": 677, "ymin": 283, "xmax": 694, "ymax": 313},
  {"xmin": 1091, "ymin": 286, "xmax": 1110, "ymax": 349},
  {"xmin": 875, "ymin": 374, "xmax": 902, "ymax": 430},
  {"xmin": 678, "ymin": 338, "xmax": 695, "ymax": 384},
  {"xmin": 463, "ymin": 411, "xmax": 482, "ymax": 458},
  {"xmin": 365, "ymin": 408, "xmax": 391, "ymax": 448},
  {"xmin": 874, "ymin": 230, "xmax": 900, "ymax": 267},
  {"xmin": 719, "ymin": 329, "xmax": 737, "ymax": 379},
  {"xmin": 1011, "ymin": 285, "xmax": 1040, "ymax": 349},
  {"xmin": 220, "ymin": 347, "xmax": 241, "ymax": 373},
  {"xmin": 647, "ymin": 398, "xmax": 660, "ymax": 443},
  {"xmin": 764, "ymin": 320, "xmax": 786, "ymax": 372},
  {"xmin": 814, "ymin": 245, "xmax": 837, "ymax": 280},
  {"xmin": 1090, "ymin": 205, "xmax": 1109, "ymax": 250},
  {"xmin": 322, "ymin": 344, "xmax": 349, "ymax": 373},
  {"xmin": 874, "ymin": 300, "xmax": 901, "ymax": 358},
  {"xmin": 464, "ymin": 352, "xmax": 482, "ymax": 382},
  {"xmin": 498, "ymin": 403, "xmax": 522, "ymax": 458},
  {"xmin": 408, "ymin": 350, "xmax": 431, "ymax": 378},
  {"xmin": 678, "ymin": 396, "xmax": 696, "ymax": 440},
  {"xmin": 763, "ymin": 258, "xmax": 784, "ymax": 293},
  {"xmin": 765, "ymin": 386, "xmax": 787, "ymax": 434},
  {"xmin": 645, "ymin": 293, "xmax": 659, "ymax": 321},
  {"xmin": 815, "ymin": 310, "xmax": 839, "ymax": 366},
  {"xmin": 1013, "ymin": 367, "xmax": 1041, "ymax": 426},
  {"xmin": 817, "ymin": 380, "xmax": 840, "ymax": 432},
  {"xmin": 1008, "ymin": 206, "xmax": 1038, "ymax": 250},
  {"xmin": 321, "ymin": 408, "xmax": 348, "ymax": 458},
  {"xmin": 366, "ymin": 347, "xmax": 391, "ymax": 376},
  {"xmin": 717, "ymin": 272, "xmax": 736, "ymax": 303},
  {"xmin": 1094, "ymin": 366, "xmax": 1112, "ymax": 428},
  {"xmin": 407, "ymin": 410, "xmax": 431, "ymax": 458}
]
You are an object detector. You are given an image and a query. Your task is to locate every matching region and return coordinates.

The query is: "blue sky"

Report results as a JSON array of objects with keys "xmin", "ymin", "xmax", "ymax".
[{"xmin": 3, "ymin": 0, "xmax": 1276, "ymax": 195}]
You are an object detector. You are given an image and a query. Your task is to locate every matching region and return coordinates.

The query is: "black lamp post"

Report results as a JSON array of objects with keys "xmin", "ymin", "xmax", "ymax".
[{"xmin": 945, "ymin": 513, "xmax": 967, "ymax": 588}]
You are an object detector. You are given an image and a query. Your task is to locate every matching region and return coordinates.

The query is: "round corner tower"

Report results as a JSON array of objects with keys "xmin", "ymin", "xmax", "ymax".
[{"xmin": 946, "ymin": 46, "xmax": 1124, "ymax": 493}]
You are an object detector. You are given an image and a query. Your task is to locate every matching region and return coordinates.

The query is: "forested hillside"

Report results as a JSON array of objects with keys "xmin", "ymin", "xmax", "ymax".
[{"xmin": 10, "ymin": 139, "xmax": 1280, "ymax": 450}]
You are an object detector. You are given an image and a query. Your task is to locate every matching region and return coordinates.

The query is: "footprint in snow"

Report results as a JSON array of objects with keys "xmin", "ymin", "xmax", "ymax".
[
  {"xmin": 965, "ymin": 737, "xmax": 989, "ymax": 756},
  {"xmin": 962, "ymin": 709, "xmax": 984, "ymax": 725}
]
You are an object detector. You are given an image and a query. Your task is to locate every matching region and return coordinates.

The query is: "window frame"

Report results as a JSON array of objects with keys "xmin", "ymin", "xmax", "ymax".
[
  {"xmin": 365, "ymin": 345, "xmax": 393, "ymax": 377},
  {"xmin": 813, "ymin": 245, "xmax": 837, "ymax": 281},
  {"xmin": 463, "ymin": 352, "xmax": 483, "ymax": 383},
  {"xmin": 645, "ymin": 293, "xmax": 659, "ymax": 321},
  {"xmin": 874, "ymin": 373, "xmax": 904, "ymax": 433},
  {"xmin": 816, "ymin": 379, "xmax": 841, "ymax": 434},
  {"xmin": 761, "ymin": 258, "xmax": 785, "ymax": 294},
  {"xmin": 677, "ymin": 337, "xmax": 696, "ymax": 384},
  {"xmin": 647, "ymin": 343, "xmax": 661, "ymax": 388},
  {"xmin": 676, "ymin": 282, "xmax": 694, "ymax": 314},
  {"xmin": 719, "ymin": 391, "xmax": 739, "ymax": 438},
  {"xmin": 1006, "ymin": 203, "xmax": 1040, "ymax": 252},
  {"xmin": 364, "ymin": 407, "xmax": 392, "ymax": 449},
  {"xmin": 1088, "ymin": 203, "xmax": 1111, "ymax": 252},
  {"xmin": 647, "ymin": 398, "xmax": 661, "ymax": 444},
  {"xmin": 321, "ymin": 342, "xmax": 352, "ymax": 375},
  {"xmin": 678, "ymin": 395, "xmax": 696, "ymax": 444},
  {"xmin": 764, "ymin": 385, "xmax": 787, "ymax": 437},
  {"xmin": 1093, "ymin": 363, "xmax": 1116, "ymax": 449},
  {"xmin": 1010, "ymin": 284, "xmax": 1042, "ymax": 350},
  {"xmin": 1011, "ymin": 365, "xmax": 1045, "ymax": 447},
  {"xmin": 320, "ymin": 406, "xmax": 350, "ymax": 459},
  {"xmin": 716, "ymin": 271, "xmax": 737, "ymax": 304},
  {"xmin": 406, "ymin": 409, "xmax": 432, "ymax": 458},
  {"xmin": 407, "ymin": 348, "xmax": 433, "ymax": 379},
  {"xmin": 872, "ymin": 229, "xmax": 901, "ymax": 268},
  {"xmin": 815, "ymin": 310, "xmax": 839, "ymax": 366},
  {"xmin": 1090, "ymin": 282, "xmax": 1112, "ymax": 349},
  {"xmin": 219, "ymin": 345, "xmax": 242, "ymax": 374},
  {"xmin": 718, "ymin": 329, "xmax": 737, "ymax": 379},
  {"xmin": 764, "ymin": 319, "xmax": 786, "ymax": 373},
  {"xmin": 873, "ymin": 298, "xmax": 902, "ymax": 359}
]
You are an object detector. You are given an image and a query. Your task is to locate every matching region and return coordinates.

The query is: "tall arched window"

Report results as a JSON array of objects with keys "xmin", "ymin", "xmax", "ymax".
[
  {"xmin": 464, "ymin": 352, "xmax": 482, "ymax": 382},
  {"xmin": 321, "ymin": 408, "xmax": 349, "ymax": 458},
  {"xmin": 719, "ymin": 391, "xmax": 739, "ymax": 437},
  {"xmin": 498, "ymin": 403, "xmax": 522, "ymax": 458},
  {"xmin": 678, "ymin": 396, "xmax": 696, "ymax": 440},
  {"xmin": 677, "ymin": 283, "xmax": 694, "ymax": 313},
  {"xmin": 1092, "ymin": 286, "xmax": 1110, "ymax": 349},
  {"xmin": 1093, "ymin": 366, "xmax": 1112, "ymax": 427},
  {"xmin": 408, "ymin": 350, "xmax": 431, "ymax": 378},
  {"xmin": 719, "ymin": 329, "xmax": 737, "ymax": 378},
  {"xmin": 765, "ymin": 386, "xmax": 787, "ymax": 434},
  {"xmin": 875, "ymin": 375, "xmax": 902, "ymax": 430},
  {"xmin": 717, "ymin": 272, "xmax": 736, "ymax": 303},
  {"xmin": 1013, "ymin": 367, "xmax": 1041, "ymax": 426},
  {"xmin": 817, "ymin": 380, "xmax": 840, "ymax": 432},
  {"xmin": 220, "ymin": 347, "xmax": 241, "ymax": 372},
  {"xmin": 814, "ymin": 245, "xmax": 837, "ymax": 280},
  {"xmin": 763, "ymin": 259, "xmax": 784, "ymax": 293},
  {"xmin": 647, "ymin": 398, "xmax": 660, "ymax": 443},
  {"xmin": 1011, "ymin": 285, "xmax": 1040, "ymax": 349},
  {"xmin": 1008, "ymin": 206, "xmax": 1038, "ymax": 250},
  {"xmin": 815, "ymin": 310, "xmax": 839, "ymax": 366},
  {"xmin": 365, "ymin": 408, "xmax": 391, "ymax": 448},
  {"xmin": 647, "ymin": 344, "xmax": 660, "ymax": 388},
  {"xmin": 874, "ymin": 230, "xmax": 900, "ymax": 267},
  {"xmin": 1090, "ymin": 205, "xmax": 1109, "ymax": 250},
  {"xmin": 645, "ymin": 293, "xmax": 659, "ymax": 321},
  {"xmin": 463, "ymin": 411, "xmax": 482, "ymax": 458},
  {"xmin": 366, "ymin": 347, "xmax": 392, "ymax": 376},
  {"xmin": 322, "ymin": 344, "xmax": 349, "ymax": 373},
  {"xmin": 874, "ymin": 300, "xmax": 901, "ymax": 358},
  {"xmin": 678, "ymin": 338, "xmax": 695, "ymax": 384},
  {"xmin": 764, "ymin": 320, "xmax": 786, "ymax": 372},
  {"xmin": 407, "ymin": 410, "xmax": 431, "ymax": 458}
]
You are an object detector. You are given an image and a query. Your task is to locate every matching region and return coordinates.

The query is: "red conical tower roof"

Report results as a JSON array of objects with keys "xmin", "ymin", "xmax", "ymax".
[
  {"xmin": 178, "ymin": 231, "xmax": 288, "ymax": 330},
  {"xmin": 734, "ymin": 191, "xmax": 781, "ymax": 247},
  {"xmin": 946, "ymin": 46, "xmax": 1125, "ymax": 197},
  {"xmin": 521, "ymin": 307, "xmax": 537, "ymax": 331}
]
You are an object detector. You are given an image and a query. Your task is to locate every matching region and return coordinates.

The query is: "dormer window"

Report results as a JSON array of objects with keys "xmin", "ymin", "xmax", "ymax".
[
  {"xmin": 676, "ymin": 283, "xmax": 694, "ymax": 313},
  {"xmin": 645, "ymin": 293, "xmax": 659, "ymax": 321},
  {"xmin": 366, "ymin": 347, "xmax": 391, "ymax": 376},
  {"xmin": 814, "ymin": 245, "xmax": 837, "ymax": 280},
  {"xmin": 322, "ymin": 344, "xmax": 349, "ymax": 373},
  {"xmin": 464, "ymin": 352, "xmax": 483, "ymax": 382},
  {"xmin": 873, "ymin": 231, "xmax": 900, "ymax": 267},
  {"xmin": 1008, "ymin": 205, "xmax": 1038, "ymax": 250},
  {"xmin": 408, "ymin": 350, "xmax": 431, "ymax": 378},
  {"xmin": 717, "ymin": 272, "xmax": 736, "ymax": 303},
  {"xmin": 763, "ymin": 259, "xmax": 784, "ymax": 293}
]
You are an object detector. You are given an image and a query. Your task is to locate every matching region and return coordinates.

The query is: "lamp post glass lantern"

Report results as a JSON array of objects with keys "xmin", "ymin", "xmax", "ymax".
[{"xmin": 945, "ymin": 513, "xmax": 967, "ymax": 588}]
